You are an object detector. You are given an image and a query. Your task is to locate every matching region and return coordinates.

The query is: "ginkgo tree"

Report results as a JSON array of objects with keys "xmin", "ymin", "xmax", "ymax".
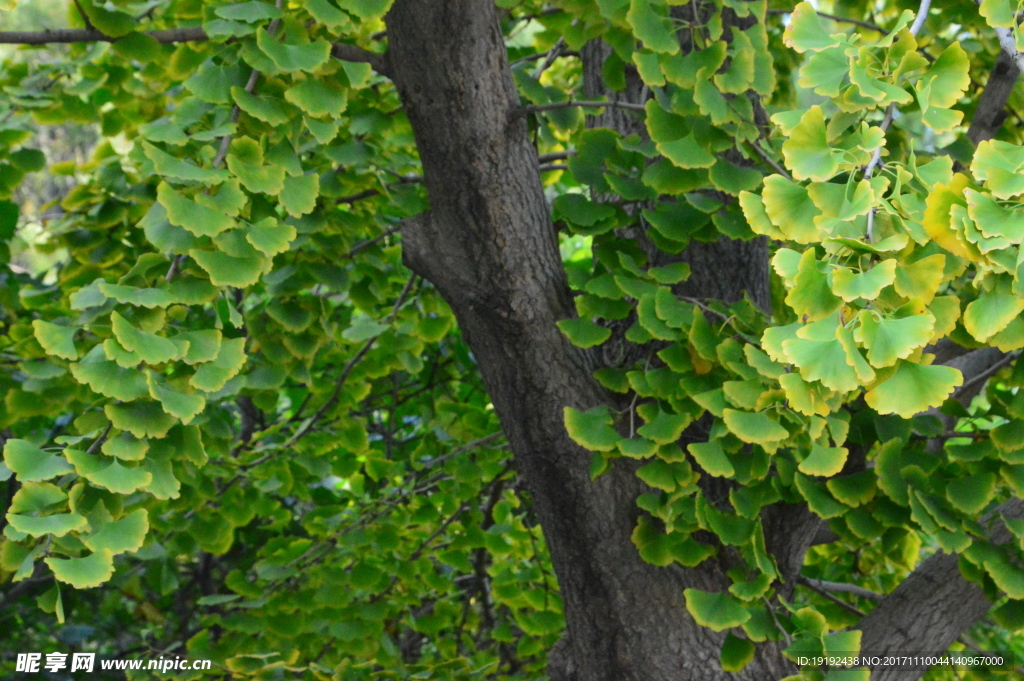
[{"xmin": 3, "ymin": 0, "xmax": 1024, "ymax": 679}]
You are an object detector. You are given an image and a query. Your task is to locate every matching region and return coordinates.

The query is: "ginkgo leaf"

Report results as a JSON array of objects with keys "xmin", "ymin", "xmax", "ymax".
[
  {"xmin": 963, "ymin": 291, "xmax": 1024, "ymax": 343},
  {"xmin": 65, "ymin": 448, "xmax": 153, "ymax": 495},
  {"xmin": 783, "ymin": 2, "xmax": 841, "ymax": 53},
  {"xmin": 256, "ymin": 28, "xmax": 331, "ymax": 72},
  {"xmin": 689, "ymin": 440, "xmax": 735, "ymax": 478},
  {"xmin": 865, "ymin": 361, "xmax": 963, "ymax": 418},
  {"xmin": 280, "ymin": 173, "xmax": 320, "ymax": 217},
  {"xmin": 762, "ymin": 175, "xmax": 820, "ymax": 243},
  {"xmin": 110, "ymin": 312, "xmax": 184, "ymax": 365},
  {"xmin": 147, "ymin": 372, "xmax": 206, "ymax": 423},
  {"xmin": 101, "ymin": 432, "xmax": 148, "ymax": 461},
  {"xmin": 245, "ymin": 217, "xmax": 296, "ymax": 256},
  {"xmin": 3, "ymin": 439, "xmax": 73, "ymax": 482},
  {"xmin": 831, "ymin": 260, "xmax": 897, "ymax": 301},
  {"xmin": 8, "ymin": 512, "xmax": 86, "ymax": 538},
  {"xmin": 157, "ymin": 182, "xmax": 235, "ymax": 237},
  {"xmin": 83, "ymin": 509, "xmax": 149, "ymax": 555},
  {"xmin": 558, "ymin": 317, "xmax": 611, "ymax": 348},
  {"xmin": 684, "ymin": 589, "xmax": 750, "ymax": 631},
  {"xmin": 564, "ymin": 406, "xmax": 620, "ymax": 452},
  {"xmin": 70, "ymin": 347, "xmax": 149, "ymax": 400},
  {"xmin": 46, "ymin": 550, "xmax": 115, "ymax": 589},
  {"xmin": 191, "ymin": 337, "xmax": 247, "ymax": 392},
  {"xmin": 226, "ymin": 137, "xmax": 285, "ymax": 195},
  {"xmin": 798, "ymin": 443, "xmax": 848, "ymax": 477},
  {"xmin": 32, "ymin": 320, "xmax": 77, "ymax": 360},
  {"xmin": 141, "ymin": 141, "xmax": 226, "ymax": 184},
  {"xmin": 854, "ymin": 311, "xmax": 935, "ymax": 367},
  {"xmin": 627, "ymin": 0, "xmax": 680, "ymax": 54},
  {"xmin": 782, "ymin": 106, "xmax": 837, "ymax": 181},
  {"xmin": 946, "ymin": 473, "xmax": 997, "ymax": 514},
  {"xmin": 231, "ymin": 87, "xmax": 293, "ymax": 126},
  {"xmin": 285, "ymin": 78, "xmax": 348, "ymax": 118},
  {"xmin": 785, "ymin": 249, "xmax": 842, "ymax": 321},
  {"xmin": 722, "ymin": 409, "xmax": 788, "ymax": 444},
  {"xmin": 893, "ymin": 254, "xmax": 946, "ymax": 303},
  {"xmin": 190, "ymin": 248, "xmax": 269, "ymax": 288},
  {"xmin": 964, "ymin": 189, "xmax": 1024, "ymax": 243},
  {"xmin": 104, "ymin": 401, "xmax": 178, "ymax": 439},
  {"xmin": 98, "ymin": 282, "xmax": 175, "ymax": 308}
]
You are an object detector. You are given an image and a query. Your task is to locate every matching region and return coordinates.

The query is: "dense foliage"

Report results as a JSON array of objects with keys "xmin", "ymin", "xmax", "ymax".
[{"xmin": 3, "ymin": 0, "xmax": 1024, "ymax": 679}]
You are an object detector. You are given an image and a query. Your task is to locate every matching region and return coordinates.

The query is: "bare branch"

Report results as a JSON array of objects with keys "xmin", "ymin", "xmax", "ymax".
[
  {"xmin": 517, "ymin": 100, "xmax": 648, "ymax": 117},
  {"xmin": 331, "ymin": 43, "xmax": 390, "ymax": 77},
  {"xmin": 766, "ymin": 9, "xmax": 887, "ymax": 34},
  {"xmin": 857, "ymin": 498, "xmax": 1024, "ymax": 681},
  {"xmin": 0, "ymin": 27, "xmax": 207, "ymax": 45},
  {"xmin": 800, "ymin": 577, "xmax": 884, "ymax": 602},
  {"xmin": 968, "ymin": 50, "xmax": 1020, "ymax": 145}
]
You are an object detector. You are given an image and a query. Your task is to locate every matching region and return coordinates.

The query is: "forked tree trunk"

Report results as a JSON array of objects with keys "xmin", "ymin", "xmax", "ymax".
[{"xmin": 383, "ymin": 2, "xmax": 1008, "ymax": 679}]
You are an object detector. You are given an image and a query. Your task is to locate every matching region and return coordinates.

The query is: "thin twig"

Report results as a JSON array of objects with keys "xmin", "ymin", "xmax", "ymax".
[
  {"xmin": 798, "ymin": 578, "xmax": 869, "ymax": 617},
  {"xmin": 517, "ymin": 100, "xmax": 648, "ymax": 117},
  {"xmin": 800, "ymin": 576, "xmax": 883, "ymax": 601},
  {"xmin": 766, "ymin": 9, "xmax": 887, "ymax": 34},
  {"xmin": 953, "ymin": 352, "xmax": 1017, "ymax": 399},
  {"xmin": 750, "ymin": 141, "xmax": 793, "ymax": 181}
]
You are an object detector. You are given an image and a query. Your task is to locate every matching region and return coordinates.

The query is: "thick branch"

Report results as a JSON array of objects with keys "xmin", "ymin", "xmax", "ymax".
[
  {"xmin": 331, "ymin": 43, "xmax": 390, "ymax": 77},
  {"xmin": 967, "ymin": 50, "xmax": 1019, "ymax": 145},
  {"xmin": 0, "ymin": 28, "xmax": 391, "ymax": 76},
  {"xmin": 0, "ymin": 27, "xmax": 207, "ymax": 44},
  {"xmin": 857, "ymin": 498, "xmax": 1024, "ymax": 681}
]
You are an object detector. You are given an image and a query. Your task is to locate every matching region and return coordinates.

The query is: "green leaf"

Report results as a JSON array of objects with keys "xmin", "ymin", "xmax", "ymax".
[
  {"xmin": 174, "ymin": 330, "xmax": 222, "ymax": 365},
  {"xmin": 256, "ymin": 28, "xmax": 332, "ymax": 73},
  {"xmin": 82, "ymin": 509, "xmax": 148, "ymax": 555},
  {"xmin": 8, "ymin": 512, "xmax": 86, "ymax": 538},
  {"xmin": 157, "ymin": 182, "xmax": 235, "ymax": 237},
  {"xmin": 761, "ymin": 175, "xmax": 820, "ymax": 243},
  {"xmin": 636, "ymin": 459, "xmax": 680, "ymax": 492},
  {"xmin": 147, "ymin": 372, "xmax": 206, "ymax": 423},
  {"xmin": 689, "ymin": 440, "xmax": 735, "ymax": 478},
  {"xmin": 964, "ymin": 290, "xmax": 1024, "ymax": 343},
  {"xmin": 722, "ymin": 409, "xmax": 788, "ymax": 445},
  {"xmin": 285, "ymin": 78, "xmax": 348, "ymax": 118},
  {"xmin": 783, "ymin": 2, "xmax": 840, "ymax": 52},
  {"xmin": 191, "ymin": 337, "xmax": 247, "ymax": 392},
  {"xmin": 32, "ymin": 320, "xmax": 77, "ymax": 360},
  {"xmin": 865, "ymin": 362, "xmax": 963, "ymax": 418},
  {"xmin": 98, "ymin": 283, "xmax": 176, "ymax": 308},
  {"xmin": 826, "ymin": 470, "xmax": 877, "ymax": 507},
  {"xmin": 785, "ymin": 249, "xmax": 842, "ymax": 321},
  {"xmin": 346, "ymin": 0, "xmax": 392, "ymax": 19},
  {"xmin": 557, "ymin": 317, "xmax": 611, "ymax": 349},
  {"xmin": 893, "ymin": 254, "xmax": 946, "ymax": 303},
  {"xmin": 304, "ymin": 0, "xmax": 352, "ymax": 29},
  {"xmin": 110, "ymin": 312, "xmax": 183, "ymax": 365},
  {"xmin": 280, "ymin": 174, "xmax": 320, "ymax": 217},
  {"xmin": 554, "ymin": 194, "xmax": 616, "ymax": 228},
  {"xmin": 636, "ymin": 409, "xmax": 688, "ymax": 444},
  {"xmin": 215, "ymin": 1, "xmax": 283, "ymax": 21},
  {"xmin": 854, "ymin": 311, "xmax": 935, "ymax": 368},
  {"xmin": 684, "ymin": 589, "xmax": 750, "ymax": 631},
  {"xmin": 245, "ymin": 217, "xmax": 296, "ymax": 256},
  {"xmin": 101, "ymin": 432, "xmax": 148, "ymax": 461},
  {"xmin": 231, "ymin": 87, "xmax": 293, "ymax": 126},
  {"xmin": 831, "ymin": 260, "xmax": 897, "ymax": 302},
  {"xmin": 798, "ymin": 443, "xmax": 848, "ymax": 477},
  {"xmin": 46, "ymin": 550, "xmax": 115, "ymax": 589},
  {"xmin": 3, "ymin": 439, "xmax": 73, "ymax": 482},
  {"xmin": 65, "ymin": 449, "xmax": 153, "ymax": 495},
  {"xmin": 189, "ymin": 248, "xmax": 269, "ymax": 287},
  {"xmin": 141, "ymin": 141, "xmax": 226, "ymax": 184},
  {"xmin": 946, "ymin": 473, "xmax": 997, "ymax": 514},
  {"xmin": 564, "ymin": 406, "xmax": 620, "ymax": 452},
  {"xmin": 720, "ymin": 632, "xmax": 756, "ymax": 672},
  {"xmin": 227, "ymin": 137, "xmax": 285, "ymax": 195},
  {"xmin": 104, "ymin": 401, "xmax": 178, "ymax": 439},
  {"xmin": 782, "ymin": 106, "xmax": 837, "ymax": 181},
  {"xmin": 657, "ymin": 134, "xmax": 716, "ymax": 169},
  {"xmin": 79, "ymin": 0, "xmax": 134, "ymax": 37},
  {"xmin": 627, "ymin": 0, "xmax": 679, "ymax": 54},
  {"xmin": 71, "ymin": 346, "xmax": 149, "ymax": 401}
]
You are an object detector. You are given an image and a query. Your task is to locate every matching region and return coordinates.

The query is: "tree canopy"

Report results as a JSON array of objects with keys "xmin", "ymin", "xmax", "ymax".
[{"xmin": 3, "ymin": 0, "xmax": 1024, "ymax": 679}]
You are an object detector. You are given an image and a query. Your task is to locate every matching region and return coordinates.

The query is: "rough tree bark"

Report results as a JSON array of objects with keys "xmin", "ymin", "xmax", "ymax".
[{"xmin": 383, "ymin": 2, "xmax": 1014, "ymax": 680}]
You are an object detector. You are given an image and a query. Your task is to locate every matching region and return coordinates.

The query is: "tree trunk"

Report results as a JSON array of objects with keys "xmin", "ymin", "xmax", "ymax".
[{"xmin": 383, "ymin": 2, "xmax": 1004, "ymax": 680}]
